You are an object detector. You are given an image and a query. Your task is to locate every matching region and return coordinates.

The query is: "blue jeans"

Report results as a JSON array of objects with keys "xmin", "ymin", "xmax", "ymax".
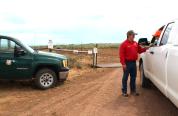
[{"xmin": 122, "ymin": 61, "xmax": 137, "ymax": 94}]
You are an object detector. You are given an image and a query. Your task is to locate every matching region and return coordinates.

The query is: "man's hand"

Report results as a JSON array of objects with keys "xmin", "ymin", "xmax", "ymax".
[
  {"xmin": 122, "ymin": 65, "xmax": 127, "ymax": 71},
  {"xmin": 149, "ymin": 43, "xmax": 154, "ymax": 47},
  {"xmin": 145, "ymin": 46, "xmax": 150, "ymax": 49}
]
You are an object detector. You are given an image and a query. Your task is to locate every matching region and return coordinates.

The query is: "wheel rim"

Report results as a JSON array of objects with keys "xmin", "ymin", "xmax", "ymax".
[{"xmin": 40, "ymin": 73, "xmax": 54, "ymax": 87}]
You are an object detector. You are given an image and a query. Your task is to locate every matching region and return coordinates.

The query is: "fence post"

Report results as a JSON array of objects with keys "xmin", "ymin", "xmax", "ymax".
[
  {"xmin": 92, "ymin": 46, "xmax": 98, "ymax": 68},
  {"xmin": 92, "ymin": 51, "xmax": 95, "ymax": 68},
  {"xmin": 96, "ymin": 44, "xmax": 98, "ymax": 66},
  {"xmin": 48, "ymin": 48, "xmax": 52, "ymax": 52},
  {"xmin": 48, "ymin": 40, "xmax": 53, "ymax": 52}
]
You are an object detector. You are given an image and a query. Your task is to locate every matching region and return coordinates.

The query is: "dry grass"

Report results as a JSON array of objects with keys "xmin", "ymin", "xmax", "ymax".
[{"xmin": 34, "ymin": 45, "xmax": 120, "ymax": 77}]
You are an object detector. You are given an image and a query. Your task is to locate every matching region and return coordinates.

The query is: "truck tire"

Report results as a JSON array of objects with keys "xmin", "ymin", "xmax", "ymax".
[
  {"xmin": 140, "ymin": 63, "xmax": 150, "ymax": 88},
  {"xmin": 35, "ymin": 68, "xmax": 57, "ymax": 90}
]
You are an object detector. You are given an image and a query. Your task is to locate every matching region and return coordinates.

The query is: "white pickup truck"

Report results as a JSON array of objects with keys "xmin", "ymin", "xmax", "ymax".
[{"xmin": 139, "ymin": 20, "xmax": 178, "ymax": 108}]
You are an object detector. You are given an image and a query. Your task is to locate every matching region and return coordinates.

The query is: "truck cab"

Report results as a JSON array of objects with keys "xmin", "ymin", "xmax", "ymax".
[
  {"xmin": 0, "ymin": 35, "xmax": 69, "ymax": 89},
  {"xmin": 139, "ymin": 20, "xmax": 178, "ymax": 107}
]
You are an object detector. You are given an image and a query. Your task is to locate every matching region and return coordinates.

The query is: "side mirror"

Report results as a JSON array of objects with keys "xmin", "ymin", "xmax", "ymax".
[
  {"xmin": 14, "ymin": 47, "xmax": 26, "ymax": 57},
  {"xmin": 138, "ymin": 38, "xmax": 149, "ymax": 46}
]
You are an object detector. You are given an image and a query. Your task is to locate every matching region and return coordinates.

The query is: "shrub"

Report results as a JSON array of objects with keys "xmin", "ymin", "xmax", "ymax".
[{"xmin": 68, "ymin": 57, "xmax": 83, "ymax": 69}]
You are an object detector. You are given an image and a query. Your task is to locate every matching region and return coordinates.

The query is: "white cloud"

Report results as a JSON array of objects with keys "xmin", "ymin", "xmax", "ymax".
[{"xmin": 0, "ymin": 0, "xmax": 177, "ymax": 44}]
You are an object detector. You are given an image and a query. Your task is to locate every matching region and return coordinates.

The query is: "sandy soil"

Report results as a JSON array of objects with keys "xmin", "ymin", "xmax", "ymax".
[
  {"xmin": 0, "ymin": 68, "xmax": 177, "ymax": 116},
  {"xmin": 56, "ymin": 48, "xmax": 120, "ymax": 66},
  {"xmin": 97, "ymin": 48, "xmax": 120, "ymax": 64}
]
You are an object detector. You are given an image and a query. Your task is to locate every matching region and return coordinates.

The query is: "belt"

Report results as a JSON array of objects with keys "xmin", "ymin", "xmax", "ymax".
[{"xmin": 125, "ymin": 60, "xmax": 136, "ymax": 63}]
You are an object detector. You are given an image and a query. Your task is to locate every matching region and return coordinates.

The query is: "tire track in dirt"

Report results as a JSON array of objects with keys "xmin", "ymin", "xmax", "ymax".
[
  {"xmin": 77, "ymin": 70, "xmax": 119, "ymax": 116},
  {"xmin": 51, "ymin": 69, "xmax": 119, "ymax": 116},
  {"xmin": 1, "ymin": 68, "xmax": 178, "ymax": 116},
  {"xmin": 18, "ymin": 69, "xmax": 118, "ymax": 116}
]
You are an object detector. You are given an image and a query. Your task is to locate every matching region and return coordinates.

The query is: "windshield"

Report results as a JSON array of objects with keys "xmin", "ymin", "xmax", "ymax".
[
  {"xmin": 22, "ymin": 42, "xmax": 35, "ymax": 53},
  {"xmin": 16, "ymin": 40, "xmax": 35, "ymax": 53}
]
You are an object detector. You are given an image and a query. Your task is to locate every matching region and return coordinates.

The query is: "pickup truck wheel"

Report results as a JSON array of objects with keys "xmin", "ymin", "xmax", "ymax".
[
  {"xmin": 35, "ymin": 69, "xmax": 57, "ymax": 90},
  {"xmin": 140, "ymin": 63, "xmax": 150, "ymax": 88}
]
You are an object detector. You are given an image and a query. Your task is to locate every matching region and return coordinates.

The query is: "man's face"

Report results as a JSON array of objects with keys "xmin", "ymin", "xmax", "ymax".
[{"xmin": 128, "ymin": 34, "xmax": 135, "ymax": 41}]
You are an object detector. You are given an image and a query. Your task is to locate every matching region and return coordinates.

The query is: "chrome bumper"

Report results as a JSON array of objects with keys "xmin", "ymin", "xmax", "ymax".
[{"xmin": 59, "ymin": 68, "xmax": 69, "ymax": 80}]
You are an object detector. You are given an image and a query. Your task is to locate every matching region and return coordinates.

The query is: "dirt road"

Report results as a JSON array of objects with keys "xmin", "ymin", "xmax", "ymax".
[{"xmin": 0, "ymin": 68, "xmax": 177, "ymax": 116}]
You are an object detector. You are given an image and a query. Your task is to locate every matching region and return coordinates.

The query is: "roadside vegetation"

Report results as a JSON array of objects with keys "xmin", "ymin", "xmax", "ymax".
[
  {"xmin": 31, "ymin": 43, "xmax": 120, "ymax": 70},
  {"xmin": 31, "ymin": 43, "xmax": 120, "ymax": 50},
  {"xmin": 55, "ymin": 43, "xmax": 120, "ymax": 49}
]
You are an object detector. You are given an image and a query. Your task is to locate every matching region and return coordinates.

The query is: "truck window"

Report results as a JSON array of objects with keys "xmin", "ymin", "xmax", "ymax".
[
  {"xmin": 0, "ymin": 39, "xmax": 16, "ymax": 53},
  {"xmin": 160, "ymin": 23, "xmax": 174, "ymax": 46}
]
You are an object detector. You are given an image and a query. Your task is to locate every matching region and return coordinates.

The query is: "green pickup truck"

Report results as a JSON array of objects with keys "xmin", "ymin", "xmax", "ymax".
[{"xmin": 0, "ymin": 35, "xmax": 69, "ymax": 89}]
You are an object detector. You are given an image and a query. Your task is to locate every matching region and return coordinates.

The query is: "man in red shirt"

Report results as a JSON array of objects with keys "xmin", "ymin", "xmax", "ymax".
[{"xmin": 119, "ymin": 30, "xmax": 147, "ymax": 97}]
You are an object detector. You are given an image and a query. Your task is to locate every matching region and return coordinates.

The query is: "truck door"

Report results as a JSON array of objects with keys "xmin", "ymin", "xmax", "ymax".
[
  {"xmin": 166, "ymin": 47, "xmax": 178, "ymax": 106},
  {"xmin": 0, "ymin": 38, "xmax": 33, "ymax": 80},
  {"xmin": 166, "ymin": 22, "xmax": 178, "ymax": 107},
  {"xmin": 148, "ymin": 23, "xmax": 174, "ymax": 95},
  {"xmin": 144, "ymin": 47, "xmax": 153, "ymax": 76},
  {"xmin": 0, "ymin": 38, "xmax": 15, "ymax": 79}
]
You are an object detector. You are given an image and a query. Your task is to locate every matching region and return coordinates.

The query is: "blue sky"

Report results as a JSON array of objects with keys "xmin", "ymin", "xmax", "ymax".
[{"xmin": 0, "ymin": 0, "xmax": 177, "ymax": 45}]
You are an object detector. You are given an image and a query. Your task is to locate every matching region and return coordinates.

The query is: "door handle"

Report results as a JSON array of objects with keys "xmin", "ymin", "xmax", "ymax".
[
  {"xmin": 165, "ymin": 51, "xmax": 168, "ymax": 58},
  {"xmin": 150, "ymin": 51, "xmax": 154, "ymax": 54},
  {"xmin": 5, "ymin": 60, "xmax": 15, "ymax": 66}
]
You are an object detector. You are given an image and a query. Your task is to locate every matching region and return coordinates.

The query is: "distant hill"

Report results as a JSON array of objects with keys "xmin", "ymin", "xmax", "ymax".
[
  {"xmin": 56, "ymin": 43, "xmax": 120, "ymax": 49},
  {"xmin": 31, "ymin": 43, "xmax": 120, "ymax": 50}
]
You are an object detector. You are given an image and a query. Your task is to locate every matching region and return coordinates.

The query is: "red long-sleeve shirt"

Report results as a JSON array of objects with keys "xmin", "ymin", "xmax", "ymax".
[{"xmin": 119, "ymin": 39, "xmax": 147, "ymax": 65}]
